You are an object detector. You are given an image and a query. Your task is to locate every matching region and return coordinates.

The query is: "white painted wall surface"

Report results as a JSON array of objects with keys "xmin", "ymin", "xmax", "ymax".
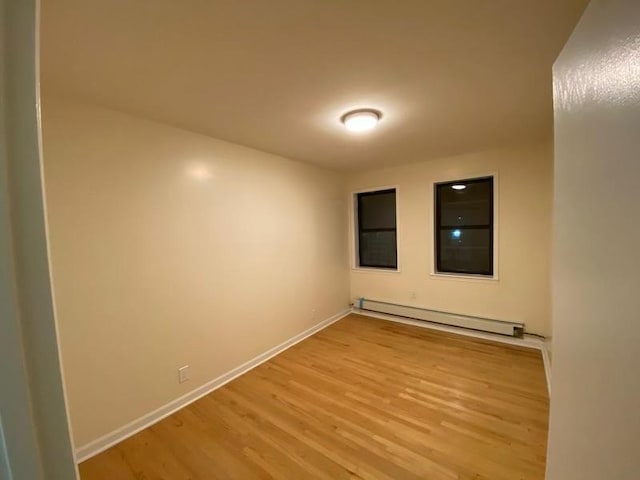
[
  {"xmin": 0, "ymin": 417, "xmax": 11, "ymax": 480},
  {"xmin": 0, "ymin": 1, "xmax": 42, "ymax": 472},
  {"xmin": 0, "ymin": 0, "xmax": 77, "ymax": 478},
  {"xmin": 41, "ymin": 98, "xmax": 350, "ymax": 449},
  {"xmin": 347, "ymin": 143, "xmax": 553, "ymax": 336},
  {"xmin": 547, "ymin": 1, "xmax": 640, "ymax": 478}
]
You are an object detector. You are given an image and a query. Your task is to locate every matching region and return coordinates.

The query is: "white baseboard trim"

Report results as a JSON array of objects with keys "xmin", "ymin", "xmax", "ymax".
[
  {"xmin": 75, "ymin": 308, "xmax": 352, "ymax": 463},
  {"xmin": 352, "ymin": 308, "xmax": 552, "ymax": 396}
]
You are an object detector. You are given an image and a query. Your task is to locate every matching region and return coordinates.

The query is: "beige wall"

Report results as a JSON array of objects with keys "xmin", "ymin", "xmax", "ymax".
[
  {"xmin": 41, "ymin": 98, "xmax": 350, "ymax": 448},
  {"xmin": 547, "ymin": 0, "xmax": 640, "ymax": 478},
  {"xmin": 347, "ymin": 143, "xmax": 553, "ymax": 336}
]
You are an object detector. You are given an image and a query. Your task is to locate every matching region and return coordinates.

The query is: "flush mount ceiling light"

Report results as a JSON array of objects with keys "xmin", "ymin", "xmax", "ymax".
[
  {"xmin": 452, "ymin": 184, "xmax": 467, "ymax": 190},
  {"xmin": 341, "ymin": 109, "xmax": 381, "ymax": 133}
]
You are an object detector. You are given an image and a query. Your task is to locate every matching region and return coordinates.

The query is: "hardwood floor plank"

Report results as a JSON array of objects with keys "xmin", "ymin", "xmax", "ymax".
[{"xmin": 79, "ymin": 314, "xmax": 549, "ymax": 479}]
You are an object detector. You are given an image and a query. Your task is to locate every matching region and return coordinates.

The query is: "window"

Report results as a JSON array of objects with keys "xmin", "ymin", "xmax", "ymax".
[
  {"xmin": 355, "ymin": 189, "xmax": 397, "ymax": 269},
  {"xmin": 435, "ymin": 177, "xmax": 494, "ymax": 276}
]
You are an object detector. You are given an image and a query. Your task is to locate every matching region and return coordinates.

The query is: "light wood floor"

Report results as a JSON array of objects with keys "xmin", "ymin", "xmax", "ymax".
[{"xmin": 79, "ymin": 314, "xmax": 549, "ymax": 480}]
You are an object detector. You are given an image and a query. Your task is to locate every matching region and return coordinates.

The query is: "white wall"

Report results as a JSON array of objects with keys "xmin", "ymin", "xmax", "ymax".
[
  {"xmin": 347, "ymin": 143, "xmax": 553, "ymax": 336},
  {"xmin": 0, "ymin": 13, "xmax": 41, "ymax": 473},
  {"xmin": 41, "ymin": 98, "xmax": 350, "ymax": 448},
  {"xmin": 0, "ymin": 1, "xmax": 77, "ymax": 479},
  {"xmin": 0, "ymin": 418, "xmax": 9, "ymax": 480},
  {"xmin": 546, "ymin": 0, "xmax": 640, "ymax": 478}
]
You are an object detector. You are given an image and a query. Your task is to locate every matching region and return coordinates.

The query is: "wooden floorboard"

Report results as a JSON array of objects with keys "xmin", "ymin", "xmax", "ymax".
[{"xmin": 79, "ymin": 313, "xmax": 549, "ymax": 479}]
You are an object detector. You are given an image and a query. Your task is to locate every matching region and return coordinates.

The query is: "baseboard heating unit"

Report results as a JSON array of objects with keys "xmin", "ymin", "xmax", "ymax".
[{"xmin": 355, "ymin": 298, "xmax": 524, "ymax": 337}]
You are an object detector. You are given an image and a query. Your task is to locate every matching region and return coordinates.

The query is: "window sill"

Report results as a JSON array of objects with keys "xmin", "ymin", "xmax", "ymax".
[
  {"xmin": 430, "ymin": 272, "xmax": 498, "ymax": 281},
  {"xmin": 352, "ymin": 266, "xmax": 401, "ymax": 274}
]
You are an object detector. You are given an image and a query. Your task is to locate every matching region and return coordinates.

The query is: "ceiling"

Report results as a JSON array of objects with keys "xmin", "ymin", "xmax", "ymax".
[{"xmin": 41, "ymin": 0, "xmax": 588, "ymax": 170}]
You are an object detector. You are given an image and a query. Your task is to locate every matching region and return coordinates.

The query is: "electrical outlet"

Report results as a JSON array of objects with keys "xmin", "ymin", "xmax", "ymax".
[
  {"xmin": 178, "ymin": 365, "xmax": 190, "ymax": 384},
  {"xmin": 409, "ymin": 291, "xmax": 417, "ymax": 300},
  {"xmin": 311, "ymin": 309, "xmax": 317, "ymax": 320}
]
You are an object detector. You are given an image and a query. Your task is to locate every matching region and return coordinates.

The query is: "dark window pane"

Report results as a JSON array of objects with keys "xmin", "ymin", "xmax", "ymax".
[
  {"xmin": 438, "ymin": 180, "xmax": 492, "ymax": 205},
  {"xmin": 358, "ymin": 190, "xmax": 396, "ymax": 230},
  {"xmin": 440, "ymin": 198, "xmax": 491, "ymax": 226},
  {"xmin": 435, "ymin": 177, "xmax": 493, "ymax": 275},
  {"xmin": 359, "ymin": 231, "xmax": 397, "ymax": 268},
  {"xmin": 438, "ymin": 228, "xmax": 492, "ymax": 274},
  {"xmin": 357, "ymin": 189, "xmax": 397, "ymax": 269}
]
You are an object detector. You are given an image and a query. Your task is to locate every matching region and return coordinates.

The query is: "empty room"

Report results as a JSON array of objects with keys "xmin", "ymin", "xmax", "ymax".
[{"xmin": 2, "ymin": 0, "xmax": 639, "ymax": 479}]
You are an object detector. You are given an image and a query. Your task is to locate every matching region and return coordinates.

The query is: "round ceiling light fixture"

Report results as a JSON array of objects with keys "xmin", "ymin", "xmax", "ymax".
[
  {"xmin": 451, "ymin": 184, "xmax": 467, "ymax": 190},
  {"xmin": 341, "ymin": 109, "xmax": 381, "ymax": 133}
]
